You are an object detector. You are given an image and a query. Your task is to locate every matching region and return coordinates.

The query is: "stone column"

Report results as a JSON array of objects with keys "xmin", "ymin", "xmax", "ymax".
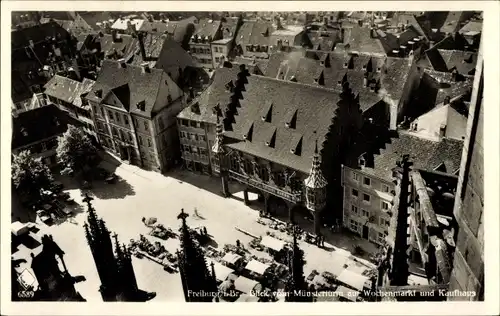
[
  {"xmin": 263, "ymin": 193, "xmax": 270, "ymax": 215},
  {"xmin": 243, "ymin": 189, "xmax": 249, "ymax": 205},
  {"xmin": 221, "ymin": 174, "xmax": 229, "ymax": 198}
]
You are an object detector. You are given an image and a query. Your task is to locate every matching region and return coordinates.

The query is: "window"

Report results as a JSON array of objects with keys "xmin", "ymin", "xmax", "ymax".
[
  {"xmin": 190, "ymin": 120, "xmax": 197, "ymax": 128},
  {"xmin": 183, "ymin": 145, "xmax": 190, "ymax": 152},
  {"xmin": 382, "ymin": 184, "xmax": 390, "ymax": 193},
  {"xmin": 363, "ymin": 193, "xmax": 371, "ymax": 203},
  {"xmin": 108, "ymin": 110, "xmax": 114, "ymax": 121},
  {"xmin": 190, "ymin": 133, "xmax": 197, "ymax": 141},
  {"xmin": 180, "ymin": 131, "xmax": 187, "ymax": 138},
  {"xmin": 361, "ymin": 209, "xmax": 370, "ymax": 218},
  {"xmin": 215, "ymin": 57, "xmax": 220, "ymax": 63},
  {"xmin": 351, "ymin": 189, "xmax": 359, "ymax": 198},
  {"xmin": 199, "ymin": 135, "xmax": 206, "ymax": 142},
  {"xmin": 123, "ymin": 114, "xmax": 129, "ymax": 125},
  {"xmin": 200, "ymin": 122, "xmax": 205, "ymax": 129},
  {"xmin": 380, "ymin": 217, "xmax": 390, "ymax": 227},
  {"xmin": 147, "ymin": 138, "xmax": 152, "ymax": 147},
  {"xmin": 352, "ymin": 172, "xmax": 359, "ymax": 181},
  {"xmin": 128, "ymin": 132, "xmax": 133, "ymax": 142},
  {"xmin": 381, "ymin": 201, "xmax": 390, "ymax": 211},
  {"xmin": 143, "ymin": 121, "xmax": 149, "ymax": 131},
  {"xmin": 351, "ymin": 205, "xmax": 358, "ymax": 215},
  {"xmin": 194, "ymin": 134, "xmax": 199, "ymax": 141},
  {"xmin": 377, "ymin": 232, "xmax": 387, "ymax": 244},
  {"xmin": 363, "ymin": 177, "xmax": 371, "ymax": 186},
  {"xmin": 116, "ymin": 113, "xmax": 121, "ymax": 123},
  {"xmin": 349, "ymin": 219, "xmax": 360, "ymax": 233},
  {"xmin": 192, "ymin": 146, "xmax": 199, "ymax": 154},
  {"xmin": 100, "ymin": 107, "xmax": 105, "ymax": 117},
  {"xmin": 199, "ymin": 148, "xmax": 207, "ymax": 156},
  {"xmin": 139, "ymin": 136, "xmax": 143, "ymax": 145}
]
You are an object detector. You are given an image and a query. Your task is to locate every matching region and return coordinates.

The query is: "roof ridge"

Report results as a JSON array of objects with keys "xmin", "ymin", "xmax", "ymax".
[{"xmin": 250, "ymin": 73, "xmax": 339, "ymax": 93}]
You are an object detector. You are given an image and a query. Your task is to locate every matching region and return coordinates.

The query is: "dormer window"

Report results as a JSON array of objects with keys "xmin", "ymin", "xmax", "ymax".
[{"xmin": 137, "ymin": 100, "xmax": 146, "ymax": 111}]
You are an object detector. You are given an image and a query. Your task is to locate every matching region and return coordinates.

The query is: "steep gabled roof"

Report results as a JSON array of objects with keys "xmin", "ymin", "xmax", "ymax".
[
  {"xmin": 87, "ymin": 60, "xmax": 177, "ymax": 117},
  {"xmin": 235, "ymin": 20, "xmax": 275, "ymax": 46},
  {"xmin": 43, "ymin": 75, "xmax": 95, "ymax": 107},
  {"xmin": 355, "ymin": 131, "xmax": 463, "ymax": 180}
]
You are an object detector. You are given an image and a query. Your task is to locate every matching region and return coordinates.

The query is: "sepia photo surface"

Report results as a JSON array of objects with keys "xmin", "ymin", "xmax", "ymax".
[{"xmin": 1, "ymin": 1, "xmax": 499, "ymax": 315}]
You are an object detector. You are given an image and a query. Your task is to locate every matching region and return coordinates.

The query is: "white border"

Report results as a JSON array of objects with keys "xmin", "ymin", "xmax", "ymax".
[{"xmin": 1, "ymin": 2, "xmax": 499, "ymax": 315}]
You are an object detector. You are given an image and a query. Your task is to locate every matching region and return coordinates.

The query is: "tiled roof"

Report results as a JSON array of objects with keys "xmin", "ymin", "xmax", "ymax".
[
  {"xmin": 224, "ymin": 74, "xmax": 343, "ymax": 174},
  {"xmin": 193, "ymin": 18, "xmax": 221, "ymax": 39},
  {"xmin": 221, "ymin": 17, "xmax": 240, "ymax": 39},
  {"xmin": 177, "ymin": 67, "xmax": 240, "ymax": 123},
  {"xmin": 139, "ymin": 20, "xmax": 178, "ymax": 34},
  {"xmin": 342, "ymin": 25, "xmax": 386, "ymax": 55},
  {"xmin": 432, "ymin": 33, "xmax": 470, "ymax": 51},
  {"xmin": 264, "ymin": 51, "xmax": 412, "ymax": 107},
  {"xmin": 111, "ymin": 18, "xmax": 145, "ymax": 31},
  {"xmin": 99, "ymin": 34, "xmax": 138, "ymax": 60},
  {"xmin": 424, "ymin": 69, "xmax": 473, "ymax": 105},
  {"xmin": 438, "ymin": 49, "xmax": 477, "ymax": 75},
  {"xmin": 358, "ymin": 131, "xmax": 463, "ymax": 180},
  {"xmin": 458, "ymin": 20, "xmax": 482, "ymax": 35},
  {"xmin": 87, "ymin": 60, "xmax": 175, "ymax": 117},
  {"xmin": 307, "ymin": 30, "xmax": 340, "ymax": 51},
  {"xmin": 129, "ymin": 33, "xmax": 169, "ymax": 67},
  {"xmin": 235, "ymin": 21, "xmax": 274, "ymax": 46},
  {"xmin": 12, "ymin": 104, "xmax": 79, "ymax": 149},
  {"xmin": 11, "ymin": 21, "xmax": 70, "ymax": 51},
  {"xmin": 439, "ymin": 12, "xmax": 466, "ymax": 34},
  {"xmin": 232, "ymin": 56, "xmax": 270, "ymax": 75},
  {"xmin": 44, "ymin": 75, "xmax": 95, "ymax": 107},
  {"xmin": 153, "ymin": 37, "xmax": 197, "ymax": 72},
  {"xmin": 76, "ymin": 11, "xmax": 117, "ymax": 31}
]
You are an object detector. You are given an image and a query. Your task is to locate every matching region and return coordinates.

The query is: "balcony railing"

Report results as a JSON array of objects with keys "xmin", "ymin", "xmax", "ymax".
[{"xmin": 228, "ymin": 170, "xmax": 301, "ymax": 203}]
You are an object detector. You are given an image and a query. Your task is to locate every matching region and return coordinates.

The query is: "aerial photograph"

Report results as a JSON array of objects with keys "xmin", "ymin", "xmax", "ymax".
[{"xmin": 9, "ymin": 10, "xmax": 484, "ymax": 303}]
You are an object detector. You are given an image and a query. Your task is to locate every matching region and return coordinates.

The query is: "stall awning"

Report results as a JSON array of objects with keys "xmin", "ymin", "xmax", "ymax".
[
  {"xmin": 260, "ymin": 236, "xmax": 286, "ymax": 252},
  {"xmin": 334, "ymin": 285, "xmax": 359, "ymax": 301},
  {"xmin": 234, "ymin": 276, "xmax": 260, "ymax": 294},
  {"xmin": 212, "ymin": 262, "xmax": 235, "ymax": 282},
  {"xmin": 244, "ymin": 259, "xmax": 270, "ymax": 275},
  {"xmin": 222, "ymin": 252, "xmax": 243, "ymax": 265},
  {"xmin": 337, "ymin": 269, "xmax": 369, "ymax": 291},
  {"xmin": 11, "ymin": 221, "xmax": 30, "ymax": 236}
]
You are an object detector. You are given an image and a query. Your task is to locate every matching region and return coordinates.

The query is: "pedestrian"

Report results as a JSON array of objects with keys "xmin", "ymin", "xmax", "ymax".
[
  {"xmin": 203, "ymin": 227, "xmax": 208, "ymax": 235},
  {"xmin": 236, "ymin": 239, "xmax": 241, "ymax": 248},
  {"xmin": 194, "ymin": 208, "xmax": 199, "ymax": 218},
  {"xmin": 321, "ymin": 235, "xmax": 325, "ymax": 247}
]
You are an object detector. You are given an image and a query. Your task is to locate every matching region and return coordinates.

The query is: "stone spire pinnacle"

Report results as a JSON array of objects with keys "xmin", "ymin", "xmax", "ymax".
[
  {"xmin": 212, "ymin": 114, "xmax": 224, "ymax": 154},
  {"xmin": 304, "ymin": 135, "xmax": 327, "ymax": 189}
]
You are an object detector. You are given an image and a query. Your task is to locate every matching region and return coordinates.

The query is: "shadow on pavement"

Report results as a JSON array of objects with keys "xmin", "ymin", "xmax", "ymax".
[{"xmin": 88, "ymin": 177, "xmax": 135, "ymax": 200}]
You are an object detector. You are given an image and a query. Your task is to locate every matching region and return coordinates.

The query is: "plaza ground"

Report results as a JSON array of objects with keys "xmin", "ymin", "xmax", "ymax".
[{"xmin": 15, "ymin": 158, "xmax": 379, "ymax": 302}]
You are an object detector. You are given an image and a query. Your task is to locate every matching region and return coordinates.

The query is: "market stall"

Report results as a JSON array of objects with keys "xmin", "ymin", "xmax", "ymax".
[
  {"xmin": 234, "ymin": 276, "xmax": 262, "ymax": 294},
  {"xmin": 336, "ymin": 269, "xmax": 370, "ymax": 291},
  {"xmin": 222, "ymin": 252, "xmax": 244, "ymax": 269},
  {"xmin": 260, "ymin": 236, "xmax": 286, "ymax": 252},
  {"xmin": 244, "ymin": 259, "xmax": 270, "ymax": 277},
  {"xmin": 212, "ymin": 261, "xmax": 235, "ymax": 283}
]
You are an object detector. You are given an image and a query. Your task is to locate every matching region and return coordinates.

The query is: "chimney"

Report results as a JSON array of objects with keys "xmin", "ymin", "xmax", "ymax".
[
  {"xmin": 141, "ymin": 62, "xmax": 151, "ymax": 73},
  {"xmin": 363, "ymin": 75, "xmax": 368, "ymax": 87},
  {"xmin": 117, "ymin": 58, "xmax": 126, "ymax": 68},
  {"xmin": 111, "ymin": 29, "xmax": 119, "ymax": 42},
  {"xmin": 358, "ymin": 20, "xmax": 363, "ymax": 27},
  {"xmin": 137, "ymin": 32, "xmax": 147, "ymax": 61},
  {"xmin": 370, "ymin": 28, "xmax": 377, "ymax": 38},
  {"xmin": 189, "ymin": 87, "xmax": 194, "ymax": 100},
  {"xmin": 98, "ymin": 31, "xmax": 104, "ymax": 37},
  {"xmin": 439, "ymin": 124, "xmax": 447, "ymax": 138},
  {"xmin": 275, "ymin": 16, "xmax": 284, "ymax": 30}
]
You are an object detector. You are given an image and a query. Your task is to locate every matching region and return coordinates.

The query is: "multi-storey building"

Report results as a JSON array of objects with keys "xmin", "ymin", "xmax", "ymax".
[
  {"xmin": 85, "ymin": 60, "xmax": 184, "ymax": 172},
  {"xmin": 189, "ymin": 19, "xmax": 223, "ymax": 69},
  {"xmin": 43, "ymin": 75, "xmax": 96, "ymax": 138},
  {"xmin": 11, "ymin": 21, "xmax": 75, "ymax": 110},
  {"xmin": 177, "ymin": 69, "xmax": 239, "ymax": 174},
  {"xmin": 342, "ymin": 130, "xmax": 464, "ymax": 246},
  {"xmin": 178, "ymin": 64, "xmax": 365, "ymax": 235},
  {"xmin": 11, "ymin": 104, "xmax": 81, "ymax": 166}
]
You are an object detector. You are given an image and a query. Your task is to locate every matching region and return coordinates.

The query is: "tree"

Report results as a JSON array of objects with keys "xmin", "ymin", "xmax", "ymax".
[
  {"xmin": 56, "ymin": 125, "xmax": 100, "ymax": 178},
  {"xmin": 11, "ymin": 150, "xmax": 54, "ymax": 202}
]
